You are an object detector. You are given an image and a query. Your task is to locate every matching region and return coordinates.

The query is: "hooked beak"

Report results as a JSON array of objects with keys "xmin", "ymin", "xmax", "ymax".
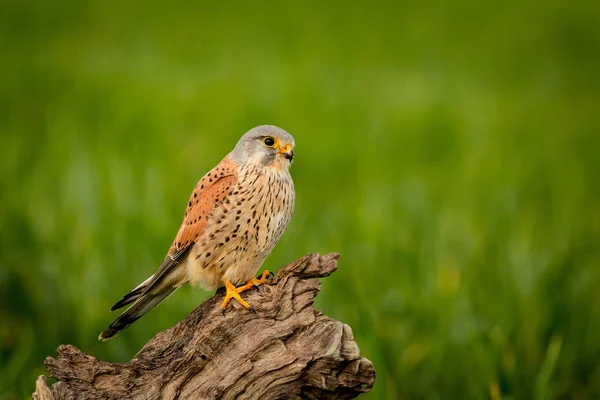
[{"xmin": 279, "ymin": 144, "xmax": 294, "ymax": 162}]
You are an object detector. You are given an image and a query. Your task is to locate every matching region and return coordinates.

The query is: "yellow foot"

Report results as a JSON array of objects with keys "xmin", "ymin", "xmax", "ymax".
[
  {"xmin": 220, "ymin": 270, "xmax": 273, "ymax": 312},
  {"xmin": 248, "ymin": 270, "xmax": 273, "ymax": 287}
]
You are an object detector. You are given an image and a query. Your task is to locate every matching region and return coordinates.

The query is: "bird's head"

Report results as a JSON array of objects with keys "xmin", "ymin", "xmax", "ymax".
[{"xmin": 230, "ymin": 125, "xmax": 295, "ymax": 170}]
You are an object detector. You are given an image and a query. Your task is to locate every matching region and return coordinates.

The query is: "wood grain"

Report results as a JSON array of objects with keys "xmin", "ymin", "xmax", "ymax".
[{"xmin": 35, "ymin": 253, "xmax": 375, "ymax": 399}]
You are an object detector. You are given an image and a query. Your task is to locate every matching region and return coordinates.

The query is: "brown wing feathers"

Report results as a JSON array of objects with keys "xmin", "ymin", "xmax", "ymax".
[
  {"xmin": 169, "ymin": 168, "xmax": 237, "ymax": 255},
  {"xmin": 141, "ymin": 161, "xmax": 238, "ymax": 295},
  {"xmin": 100, "ymin": 158, "xmax": 239, "ymax": 339}
]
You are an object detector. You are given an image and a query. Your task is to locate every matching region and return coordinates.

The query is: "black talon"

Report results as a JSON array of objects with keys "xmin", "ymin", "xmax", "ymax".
[{"xmin": 249, "ymin": 306, "xmax": 256, "ymax": 313}]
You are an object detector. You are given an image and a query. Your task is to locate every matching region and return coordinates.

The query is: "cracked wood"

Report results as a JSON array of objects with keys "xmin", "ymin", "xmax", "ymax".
[{"xmin": 34, "ymin": 253, "xmax": 375, "ymax": 400}]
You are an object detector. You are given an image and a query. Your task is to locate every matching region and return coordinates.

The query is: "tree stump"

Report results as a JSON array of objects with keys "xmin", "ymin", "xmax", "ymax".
[{"xmin": 33, "ymin": 253, "xmax": 375, "ymax": 399}]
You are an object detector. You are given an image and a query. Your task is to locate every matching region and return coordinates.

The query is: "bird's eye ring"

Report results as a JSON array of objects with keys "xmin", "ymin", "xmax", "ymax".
[{"xmin": 263, "ymin": 136, "xmax": 277, "ymax": 148}]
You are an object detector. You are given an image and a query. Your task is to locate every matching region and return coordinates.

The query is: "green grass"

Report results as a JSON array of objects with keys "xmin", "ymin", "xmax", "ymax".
[{"xmin": 1, "ymin": 0, "xmax": 600, "ymax": 398}]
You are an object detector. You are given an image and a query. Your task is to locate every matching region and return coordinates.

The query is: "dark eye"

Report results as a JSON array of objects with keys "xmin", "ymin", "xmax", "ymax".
[{"xmin": 263, "ymin": 137, "xmax": 276, "ymax": 147}]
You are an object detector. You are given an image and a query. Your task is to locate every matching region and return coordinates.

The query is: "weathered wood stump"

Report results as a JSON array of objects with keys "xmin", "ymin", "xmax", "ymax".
[{"xmin": 33, "ymin": 253, "xmax": 375, "ymax": 399}]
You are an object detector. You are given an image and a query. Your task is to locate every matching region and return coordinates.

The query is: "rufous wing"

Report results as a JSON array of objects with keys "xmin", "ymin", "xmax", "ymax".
[{"xmin": 141, "ymin": 156, "xmax": 239, "ymax": 295}]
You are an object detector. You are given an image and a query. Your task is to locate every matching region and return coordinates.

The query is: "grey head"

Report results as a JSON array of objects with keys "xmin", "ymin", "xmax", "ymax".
[{"xmin": 230, "ymin": 125, "xmax": 295, "ymax": 168}]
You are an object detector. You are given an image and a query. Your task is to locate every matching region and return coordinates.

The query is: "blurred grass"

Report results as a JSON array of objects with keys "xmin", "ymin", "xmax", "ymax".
[{"xmin": 1, "ymin": 0, "xmax": 600, "ymax": 398}]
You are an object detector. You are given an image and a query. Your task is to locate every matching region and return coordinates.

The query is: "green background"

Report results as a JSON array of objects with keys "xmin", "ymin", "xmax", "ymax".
[{"xmin": 2, "ymin": 1, "xmax": 600, "ymax": 398}]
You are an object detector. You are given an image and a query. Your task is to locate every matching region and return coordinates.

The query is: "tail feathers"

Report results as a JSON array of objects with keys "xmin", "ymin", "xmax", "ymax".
[
  {"xmin": 109, "ymin": 275, "xmax": 154, "ymax": 311},
  {"xmin": 99, "ymin": 287, "xmax": 177, "ymax": 341},
  {"xmin": 110, "ymin": 286, "xmax": 145, "ymax": 311}
]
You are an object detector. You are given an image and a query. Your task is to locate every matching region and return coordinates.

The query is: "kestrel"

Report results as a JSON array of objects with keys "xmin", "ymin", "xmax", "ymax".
[{"xmin": 99, "ymin": 125, "xmax": 295, "ymax": 340}]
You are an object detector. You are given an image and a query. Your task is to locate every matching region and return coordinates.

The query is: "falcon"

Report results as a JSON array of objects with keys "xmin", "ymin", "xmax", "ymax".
[{"xmin": 99, "ymin": 125, "xmax": 295, "ymax": 340}]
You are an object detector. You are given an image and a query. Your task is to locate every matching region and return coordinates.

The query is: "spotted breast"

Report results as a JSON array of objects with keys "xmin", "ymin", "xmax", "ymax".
[
  {"xmin": 184, "ymin": 159, "xmax": 295, "ymax": 290},
  {"xmin": 99, "ymin": 125, "xmax": 295, "ymax": 341}
]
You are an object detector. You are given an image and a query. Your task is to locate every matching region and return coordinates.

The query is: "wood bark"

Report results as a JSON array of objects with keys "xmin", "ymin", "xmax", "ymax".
[{"xmin": 34, "ymin": 253, "xmax": 375, "ymax": 399}]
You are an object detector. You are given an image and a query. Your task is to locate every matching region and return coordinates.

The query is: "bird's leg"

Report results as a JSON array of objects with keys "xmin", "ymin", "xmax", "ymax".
[
  {"xmin": 220, "ymin": 271, "xmax": 273, "ymax": 312},
  {"xmin": 221, "ymin": 280, "xmax": 251, "ymax": 311},
  {"xmin": 247, "ymin": 270, "xmax": 273, "ymax": 286}
]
